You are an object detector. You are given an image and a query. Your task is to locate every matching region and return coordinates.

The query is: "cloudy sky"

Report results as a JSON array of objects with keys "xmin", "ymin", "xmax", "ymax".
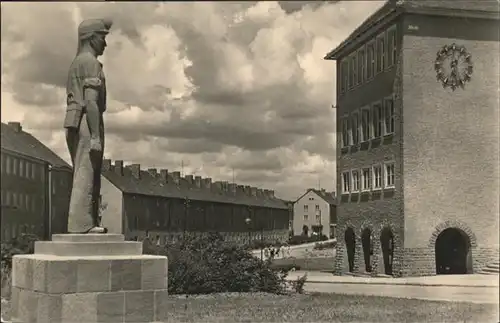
[{"xmin": 1, "ymin": 1, "xmax": 385, "ymax": 200}]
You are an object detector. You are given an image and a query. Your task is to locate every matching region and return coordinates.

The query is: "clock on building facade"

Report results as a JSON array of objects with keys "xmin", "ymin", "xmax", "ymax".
[{"xmin": 434, "ymin": 43, "xmax": 474, "ymax": 90}]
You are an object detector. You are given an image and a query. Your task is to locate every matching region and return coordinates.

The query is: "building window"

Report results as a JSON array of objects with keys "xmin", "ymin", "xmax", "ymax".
[
  {"xmin": 25, "ymin": 195, "xmax": 30, "ymax": 211},
  {"xmin": 340, "ymin": 60, "xmax": 348, "ymax": 94},
  {"xmin": 6, "ymin": 156, "xmax": 11, "ymax": 174},
  {"xmin": 362, "ymin": 168, "xmax": 371, "ymax": 191},
  {"xmin": 361, "ymin": 109, "xmax": 371, "ymax": 142},
  {"xmin": 351, "ymin": 112, "xmax": 360, "ymax": 145},
  {"xmin": 1, "ymin": 155, "xmax": 4, "ymax": 174},
  {"xmin": 387, "ymin": 26, "xmax": 397, "ymax": 67},
  {"xmin": 373, "ymin": 165, "xmax": 382, "ymax": 189},
  {"xmin": 376, "ymin": 34, "xmax": 385, "ymax": 73},
  {"xmin": 316, "ymin": 214, "xmax": 321, "ymax": 222},
  {"xmin": 303, "ymin": 214, "xmax": 308, "ymax": 221},
  {"xmin": 351, "ymin": 55, "xmax": 357, "ymax": 87},
  {"xmin": 342, "ymin": 118, "xmax": 350, "ymax": 147},
  {"xmin": 357, "ymin": 48, "xmax": 365, "ymax": 84},
  {"xmin": 304, "ymin": 205, "xmax": 308, "ymax": 212},
  {"xmin": 351, "ymin": 170, "xmax": 360, "ymax": 192},
  {"xmin": 366, "ymin": 41, "xmax": 375, "ymax": 79},
  {"xmin": 342, "ymin": 171, "xmax": 351, "ymax": 194},
  {"xmin": 12, "ymin": 192, "xmax": 17, "ymax": 208},
  {"xmin": 19, "ymin": 160, "xmax": 24, "ymax": 178},
  {"xmin": 31, "ymin": 164, "xmax": 36, "ymax": 179},
  {"xmin": 315, "ymin": 205, "xmax": 320, "ymax": 211},
  {"xmin": 5, "ymin": 191, "xmax": 11, "ymax": 206},
  {"xmin": 385, "ymin": 163, "xmax": 395, "ymax": 188},
  {"xmin": 372, "ymin": 103, "xmax": 383, "ymax": 138},
  {"xmin": 25, "ymin": 162, "xmax": 30, "ymax": 178},
  {"xmin": 384, "ymin": 97, "xmax": 395, "ymax": 134},
  {"xmin": 308, "ymin": 197, "xmax": 314, "ymax": 201},
  {"xmin": 12, "ymin": 157, "xmax": 17, "ymax": 176}
]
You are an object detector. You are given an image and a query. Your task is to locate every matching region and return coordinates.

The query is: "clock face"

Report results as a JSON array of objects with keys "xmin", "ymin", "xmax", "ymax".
[{"xmin": 434, "ymin": 43, "xmax": 473, "ymax": 90}]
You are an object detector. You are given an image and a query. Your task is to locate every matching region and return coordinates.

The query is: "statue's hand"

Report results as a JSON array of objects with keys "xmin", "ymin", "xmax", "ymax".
[{"xmin": 90, "ymin": 137, "xmax": 103, "ymax": 152}]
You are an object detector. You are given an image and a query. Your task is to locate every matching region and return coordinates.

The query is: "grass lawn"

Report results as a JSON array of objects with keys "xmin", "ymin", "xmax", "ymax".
[
  {"xmin": 272, "ymin": 256, "xmax": 334, "ymax": 271},
  {"xmin": 3, "ymin": 292, "xmax": 498, "ymax": 322},
  {"xmin": 154, "ymin": 292, "xmax": 498, "ymax": 322}
]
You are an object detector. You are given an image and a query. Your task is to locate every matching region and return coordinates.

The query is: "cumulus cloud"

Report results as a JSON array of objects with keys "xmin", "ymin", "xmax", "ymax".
[{"xmin": 1, "ymin": 1, "xmax": 385, "ymax": 200}]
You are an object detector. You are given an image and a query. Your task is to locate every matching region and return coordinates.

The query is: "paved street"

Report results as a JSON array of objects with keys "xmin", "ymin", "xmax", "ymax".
[
  {"xmin": 303, "ymin": 281, "xmax": 499, "ymax": 304},
  {"xmin": 287, "ymin": 271, "xmax": 499, "ymax": 304}
]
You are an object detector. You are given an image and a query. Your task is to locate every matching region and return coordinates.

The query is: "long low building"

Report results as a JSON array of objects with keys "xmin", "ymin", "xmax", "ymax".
[
  {"xmin": 100, "ymin": 160, "xmax": 291, "ymax": 244},
  {"xmin": 1, "ymin": 122, "xmax": 72, "ymax": 241}
]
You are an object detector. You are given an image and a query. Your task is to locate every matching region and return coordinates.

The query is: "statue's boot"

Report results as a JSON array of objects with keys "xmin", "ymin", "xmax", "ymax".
[{"xmin": 82, "ymin": 226, "xmax": 108, "ymax": 234}]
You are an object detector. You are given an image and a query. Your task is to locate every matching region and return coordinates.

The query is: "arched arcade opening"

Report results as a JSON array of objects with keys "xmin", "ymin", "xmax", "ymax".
[
  {"xmin": 361, "ymin": 228, "xmax": 372, "ymax": 272},
  {"xmin": 380, "ymin": 227, "xmax": 394, "ymax": 275},
  {"xmin": 435, "ymin": 228, "xmax": 473, "ymax": 275},
  {"xmin": 344, "ymin": 228, "xmax": 356, "ymax": 272}
]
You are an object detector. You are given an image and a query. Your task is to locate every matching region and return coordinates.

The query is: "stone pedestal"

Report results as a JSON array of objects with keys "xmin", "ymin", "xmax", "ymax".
[{"xmin": 10, "ymin": 234, "xmax": 168, "ymax": 323}]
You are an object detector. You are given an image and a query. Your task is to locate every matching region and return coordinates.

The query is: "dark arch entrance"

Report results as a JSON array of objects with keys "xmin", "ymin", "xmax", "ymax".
[
  {"xmin": 361, "ymin": 228, "xmax": 372, "ymax": 272},
  {"xmin": 435, "ymin": 228, "xmax": 472, "ymax": 275},
  {"xmin": 302, "ymin": 225, "xmax": 309, "ymax": 236},
  {"xmin": 344, "ymin": 228, "xmax": 356, "ymax": 272},
  {"xmin": 380, "ymin": 228, "xmax": 394, "ymax": 275}
]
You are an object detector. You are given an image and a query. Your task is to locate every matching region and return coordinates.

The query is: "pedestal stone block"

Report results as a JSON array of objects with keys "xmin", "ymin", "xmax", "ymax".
[{"xmin": 11, "ymin": 234, "xmax": 168, "ymax": 323}]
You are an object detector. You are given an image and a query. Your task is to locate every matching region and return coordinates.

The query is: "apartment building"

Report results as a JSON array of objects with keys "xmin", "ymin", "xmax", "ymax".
[
  {"xmin": 292, "ymin": 188, "xmax": 337, "ymax": 238},
  {"xmin": 1, "ymin": 122, "xmax": 72, "ymax": 241},
  {"xmin": 99, "ymin": 160, "xmax": 290, "ymax": 244}
]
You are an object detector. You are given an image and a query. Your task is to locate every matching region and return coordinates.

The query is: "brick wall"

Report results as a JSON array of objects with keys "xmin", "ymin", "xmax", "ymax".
[{"xmin": 401, "ymin": 15, "xmax": 500, "ymax": 253}]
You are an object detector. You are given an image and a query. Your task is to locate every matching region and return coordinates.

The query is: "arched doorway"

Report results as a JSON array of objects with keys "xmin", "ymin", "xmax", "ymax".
[
  {"xmin": 361, "ymin": 228, "xmax": 372, "ymax": 272},
  {"xmin": 302, "ymin": 225, "xmax": 309, "ymax": 236},
  {"xmin": 435, "ymin": 228, "xmax": 472, "ymax": 275},
  {"xmin": 380, "ymin": 228, "xmax": 394, "ymax": 275},
  {"xmin": 344, "ymin": 228, "xmax": 356, "ymax": 272}
]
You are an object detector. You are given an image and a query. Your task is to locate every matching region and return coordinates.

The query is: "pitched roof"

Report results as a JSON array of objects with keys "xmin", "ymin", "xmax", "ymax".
[
  {"xmin": 1, "ymin": 122, "xmax": 71, "ymax": 169},
  {"xmin": 294, "ymin": 188, "xmax": 337, "ymax": 205},
  {"xmin": 325, "ymin": 0, "xmax": 499, "ymax": 60},
  {"xmin": 102, "ymin": 166, "xmax": 288, "ymax": 209}
]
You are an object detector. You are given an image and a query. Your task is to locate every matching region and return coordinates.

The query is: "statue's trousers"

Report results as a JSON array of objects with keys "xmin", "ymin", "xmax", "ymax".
[{"xmin": 65, "ymin": 113, "xmax": 104, "ymax": 233}]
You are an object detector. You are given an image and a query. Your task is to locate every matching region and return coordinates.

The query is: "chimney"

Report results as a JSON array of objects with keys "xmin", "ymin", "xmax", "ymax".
[
  {"xmin": 228, "ymin": 183, "xmax": 237, "ymax": 194},
  {"xmin": 203, "ymin": 178, "xmax": 212, "ymax": 189},
  {"xmin": 256, "ymin": 188, "xmax": 263, "ymax": 197},
  {"xmin": 148, "ymin": 168, "xmax": 158, "ymax": 177},
  {"xmin": 214, "ymin": 181, "xmax": 223, "ymax": 190},
  {"xmin": 160, "ymin": 169, "xmax": 168, "ymax": 183},
  {"xmin": 185, "ymin": 175, "xmax": 194, "ymax": 185},
  {"xmin": 172, "ymin": 171, "xmax": 181, "ymax": 184},
  {"xmin": 244, "ymin": 185, "xmax": 251, "ymax": 196},
  {"xmin": 263, "ymin": 189, "xmax": 269, "ymax": 198},
  {"xmin": 130, "ymin": 164, "xmax": 141, "ymax": 179},
  {"xmin": 102, "ymin": 159, "xmax": 111, "ymax": 171},
  {"xmin": 250, "ymin": 187, "xmax": 257, "ymax": 197},
  {"xmin": 195, "ymin": 176, "xmax": 202, "ymax": 188},
  {"xmin": 269, "ymin": 190, "xmax": 275, "ymax": 198},
  {"xmin": 237, "ymin": 185, "xmax": 244, "ymax": 192},
  {"xmin": 222, "ymin": 181, "xmax": 229, "ymax": 191},
  {"xmin": 8, "ymin": 122, "xmax": 22, "ymax": 133},
  {"xmin": 115, "ymin": 160, "xmax": 124, "ymax": 176}
]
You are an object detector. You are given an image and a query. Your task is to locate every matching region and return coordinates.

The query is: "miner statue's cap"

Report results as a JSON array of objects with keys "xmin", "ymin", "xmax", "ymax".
[{"xmin": 78, "ymin": 18, "xmax": 113, "ymax": 40}]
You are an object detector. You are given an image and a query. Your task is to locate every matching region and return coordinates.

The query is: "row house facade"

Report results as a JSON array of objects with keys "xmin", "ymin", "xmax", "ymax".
[
  {"xmin": 1, "ymin": 122, "xmax": 72, "ymax": 242},
  {"xmin": 326, "ymin": 0, "xmax": 499, "ymax": 277},
  {"xmin": 100, "ymin": 160, "xmax": 290, "ymax": 244}
]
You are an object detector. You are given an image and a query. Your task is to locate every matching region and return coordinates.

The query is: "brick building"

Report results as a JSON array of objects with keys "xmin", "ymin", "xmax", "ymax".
[
  {"xmin": 1, "ymin": 122, "xmax": 72, "ymax": 241},
  {"xmin": 325, "ymin": 0, "xmax": 499, "ymax": 277},
  {"xmin": 99, "ymin": 160, "xmax": 290, "ymax": 244},
  {"xmin": 292, "ymin": 189, "xmax": 337, "ymax": 238}
]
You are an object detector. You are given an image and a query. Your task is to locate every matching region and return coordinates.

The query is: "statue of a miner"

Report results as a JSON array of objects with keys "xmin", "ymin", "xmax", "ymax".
[{"xmin": 63, "ymin": 18, "xmax": 112, "ymax": 234}]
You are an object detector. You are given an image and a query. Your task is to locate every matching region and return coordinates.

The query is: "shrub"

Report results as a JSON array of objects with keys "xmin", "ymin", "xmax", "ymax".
[
  {"xmin": 291, "ymin": 273, "xmax": 307, "ymax": 294},
  {"xmin": 1, "ymin": 234, "xmax": 38, "ymax": 270},
  {"xmin": 144, "ymin": 233, "xmax": 290, "ymax": 295},
  {"xmin": 313, "ymin": 240, "xmax": 337, "ymax": 250},
  {"xmin": 288, "ymin": 234, "xmax": 328, "ymax": 246}
]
